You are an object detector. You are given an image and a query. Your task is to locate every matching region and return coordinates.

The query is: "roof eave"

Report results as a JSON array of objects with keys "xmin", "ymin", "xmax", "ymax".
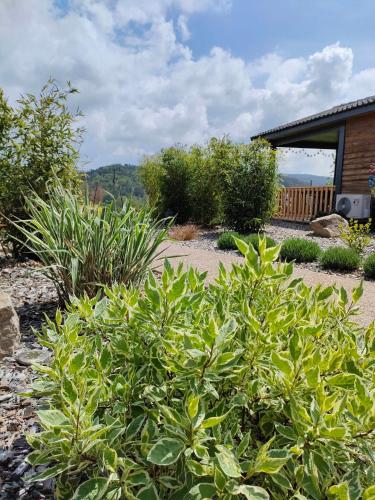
[{"xmin": 251, "ymin": 101, "xmax": 375, "ymax": 144}]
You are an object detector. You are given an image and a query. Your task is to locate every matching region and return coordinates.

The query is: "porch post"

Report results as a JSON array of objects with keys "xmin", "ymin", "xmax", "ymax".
[{"xmin": 333, "ymin": 124, "xmax": 345, "ymax": 198}]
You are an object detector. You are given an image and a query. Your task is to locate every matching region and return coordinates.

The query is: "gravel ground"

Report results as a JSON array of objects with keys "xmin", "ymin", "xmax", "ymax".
[
  {"xmin": 0, "ymin": 258, "xmax": 57, "ymax": 499},
  {"xmin": 171, "ymin": 220, "xmax": 375, "ymax": 279}
]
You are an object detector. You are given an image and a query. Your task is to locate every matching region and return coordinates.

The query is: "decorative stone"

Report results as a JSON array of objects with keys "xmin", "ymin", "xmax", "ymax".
[
  {"xmin": 310, "ymin": 214, "xmax": 348, "ymax": 238},
  {"xmin": 0, "ymin": 292, "xmax": 20, "ymax": 360},
  {"xmin": 15, "ymin": 348, "xmax": 51, "ymax": 367}
]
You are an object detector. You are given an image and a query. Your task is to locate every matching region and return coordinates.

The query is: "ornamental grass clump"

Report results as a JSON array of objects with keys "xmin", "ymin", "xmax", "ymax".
[
  {"xmin": 320, "ymin": 246, "xmax": 361, "ymax": 272},
  {"xmin": 25, "ymin": 238, "xmax": 375, "ymax": 499},
  {"xmin": 280, "ymin": 238, "xmax": 321, "ymax": 263},
  {"xmin": 14, "ymin": 186, "xmax": 170, "ymax": 302}
]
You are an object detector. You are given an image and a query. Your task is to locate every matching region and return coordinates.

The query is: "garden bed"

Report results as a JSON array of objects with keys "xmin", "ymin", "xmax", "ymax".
[
  {"xmin": 0, "ymin": 258, "xmax": 57, "ymax": 499},
  {"xmin": 171, "ymin": 220, "xmax": 375, "ymax": 279}
]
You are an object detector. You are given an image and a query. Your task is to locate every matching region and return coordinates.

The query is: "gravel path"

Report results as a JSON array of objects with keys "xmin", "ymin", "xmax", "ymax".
[{"xmin": 160, "ymin": 241, "xmax": 375, "ymax": 326}]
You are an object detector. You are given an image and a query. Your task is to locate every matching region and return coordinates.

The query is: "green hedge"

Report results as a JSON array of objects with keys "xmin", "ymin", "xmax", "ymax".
[
  {"xmin": 320, "ymin": 246, "xmax": 361, "ymax": 272},
  {"xmin": 280, "ymin": 238, "xmax": 321, "ymax": 263}
]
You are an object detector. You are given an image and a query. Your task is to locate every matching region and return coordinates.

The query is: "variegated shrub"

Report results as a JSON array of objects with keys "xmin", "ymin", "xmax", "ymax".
[{"xmin": 26, "ymin": 239, "xmax": 375, "ymax": 499}]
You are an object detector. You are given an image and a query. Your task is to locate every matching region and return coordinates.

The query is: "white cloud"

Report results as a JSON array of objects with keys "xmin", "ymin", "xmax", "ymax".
[{"xmin": 0, "ymin": 1, "xmax": 374, "ymax": 174}]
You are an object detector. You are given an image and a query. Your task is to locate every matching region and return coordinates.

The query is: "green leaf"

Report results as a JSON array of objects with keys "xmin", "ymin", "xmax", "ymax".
[
  {"xmin": 216, "ymin": 448, "xmax": 242, "ymax": 478},
  {"xmin": 352, "ymin": 281, "xmax": 363, "ymax": 303},
  {"xmin": 70, "ymin": 351, "xmax": 85, "ymax": 373},
  {"xmin": 363, "ymin": 485, "xmax": 375, "ymax": 500},
  {"xmin": 327, "ymin": 482, "xmax": 350, "ymax": 500},
  {"xmin": 319, "ymin": 427, "xmax": 347, "ymax": 439},
  {"xmin": 72, "ymin": 478, "xmax": 109, "ymax": 499},
  {"xmin": 137, "ymin": 483, "xmax": 159, "ymax": 500},
  {"xmin": 234, "ymin": 237, "xmax": 249, "ymax": 256},
  {"xmin": 187, "ymin": 395, "xmax": 200, "ymax": 419},
  {"xmin": 201, "ymin": 412, "xmax": 229, "ymax": 429},
  {"xmin": 29, "ymin": 463, "xmax": 70, "ymax": 482},
  {"xmin": 126, "ymin": 415, "xmax": 146, "ymax": 440},
  {"xmin": 275, "ymin": 423, "xmax": 297, "ymax": 441},
  {"xmin": 271, "ymin": 352, "xmax": 294, "ymax": 378},
  {"xmin": 37, "ymin": 409, "xmax": 69, "ymax": 427},
  {"xmin": 234, "ymin": 485, "xmax": 269, "ymax": 499},
  {"xmin": 327, "ymin": 373, "xmax": 356, "ymax": 389},
  {"xmin": 147, "ymin": 438, "xmax": 184, "ymax": 466},
  {"xmin": 186, "ymin": 483, "xmax": 217, "ymax": 499},
  {"xmin": 318, "ymin": 286, "xmax": 334, "ymax": 301},
  {"xmin": 237, "ymin": 432, "xmax": 251, "ymax": 457}
]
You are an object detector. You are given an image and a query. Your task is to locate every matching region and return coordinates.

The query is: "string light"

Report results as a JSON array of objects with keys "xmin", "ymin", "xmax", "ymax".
[{"xmin": 281, "ymin": 148, "xmax": 335, "ymax": 160}]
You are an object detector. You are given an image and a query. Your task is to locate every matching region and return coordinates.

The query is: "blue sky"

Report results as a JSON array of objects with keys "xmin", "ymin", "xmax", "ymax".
[
  {"xmin": 0, "ymin": 0, "xmax": 374, "ymax": 174},
  {"xmin": 187, "ymin": 0, "xmax": 375, "ymax": 71}
]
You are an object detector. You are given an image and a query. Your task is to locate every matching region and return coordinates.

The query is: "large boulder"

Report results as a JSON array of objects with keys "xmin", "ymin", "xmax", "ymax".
[
  {"xmin": 0, "ymin": 292, "xmax": 20, "ymax": 360},
  {"xmin": 310, "ymin": 214, "xmax": 348, "ymax": 238}
]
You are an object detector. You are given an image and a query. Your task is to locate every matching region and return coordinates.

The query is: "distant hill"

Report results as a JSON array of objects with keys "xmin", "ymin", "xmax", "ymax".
[
  {"xmin": 84, "ymin": 164, "xmax": 144, "ymax": 202},
  {"xmin": 281, "ymin": 173, "xmax": 332, "ymax": 187}
]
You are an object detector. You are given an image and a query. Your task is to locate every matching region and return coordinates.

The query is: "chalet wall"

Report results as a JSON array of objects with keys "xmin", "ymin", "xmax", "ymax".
[{"xmin": 342, "ymin": 112, "xmax": 375, "ymax": 194}]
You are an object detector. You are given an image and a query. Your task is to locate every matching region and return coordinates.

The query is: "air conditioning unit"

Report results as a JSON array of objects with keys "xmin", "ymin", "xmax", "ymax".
[{"xmin": 336, "ymin": 194, "xmax": 371, "ymax": 218}]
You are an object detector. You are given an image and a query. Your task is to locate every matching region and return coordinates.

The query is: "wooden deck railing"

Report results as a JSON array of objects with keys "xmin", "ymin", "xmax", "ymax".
[{"xmin": 275, "ymin": 185, "xmax": 335, "ymax": 222}]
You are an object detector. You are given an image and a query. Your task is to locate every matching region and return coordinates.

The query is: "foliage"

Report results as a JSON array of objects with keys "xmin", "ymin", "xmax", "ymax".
[
  {"xmin": 246, "ymin": 234, "xmax": 276, "ymax": 252},
  {"xmin": 217, "ymin": 232, "xmax": 275, "ymax": 251},
  {"xmin": 140, "ymin": 146, "xmax": 193, "ymax": 224},
  {"xmin": 280, "ymin": 238, "xmax": 321, "ymax": 263},
  {"xmin": 140, "ymin": 137, "xmax": 279, "ymax": 229},
  {"xmin": 188, "ymin": 143, "xmax": 222, "ymax": 226},
  {"xmin": 85, "ymin": 164, "xmax": 144, "ymax": 204},
  {"xmin": 14, "ymin": 186, "xmax": 170, "ymax": 303},
  {"xmin": 339, "ymin": 218, "xmax": 372, "ymax": 254},
  {"xmin": 169, "ymin": 224, "xmax": 198, "ymax": 241},
  {"xmin": 220, "ymin": 139, "xmax": 279, "ymax": 233},
  {"xmin": 25, "ymin": 240, "xmax": 375, "ymax": 499},
  {"xmin": 320, "ymin": 246, "xmax": 361, "ymax": 272},
  {"xmin": 217, "ymin": 231, "xmax": 242, "ymax": 250},
  {"xmin": 363, "ymin": 253, "xmax": 375, "ymax": 279},
  {"xmin": 0, "ymin": 80, "xmax": 83, "ymax": 256}
]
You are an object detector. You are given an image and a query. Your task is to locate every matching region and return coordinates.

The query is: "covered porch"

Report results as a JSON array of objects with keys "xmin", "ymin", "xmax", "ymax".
[
  {"xmin": 252, "ymin": 95, "xmax": 375, "ymax": 222},
  {"xmin": 265, "ymin": 123, "xmax": 342, "ymax": 222}
]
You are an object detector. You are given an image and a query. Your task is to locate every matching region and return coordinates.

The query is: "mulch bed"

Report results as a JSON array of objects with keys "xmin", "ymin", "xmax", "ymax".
[{"xmin": 0, "ymin": 258, "xmax": 57, "ymax": 499}]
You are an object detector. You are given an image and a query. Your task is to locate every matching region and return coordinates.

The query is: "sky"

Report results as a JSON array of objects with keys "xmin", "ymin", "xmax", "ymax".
[{"xmin": 1, "ymin": 0, "xmax": 375, "ymax": 175}]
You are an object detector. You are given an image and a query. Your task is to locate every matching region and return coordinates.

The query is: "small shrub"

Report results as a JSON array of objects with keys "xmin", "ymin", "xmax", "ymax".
[
  {"xmin": 320, "ymin": 246, "xmax": 361, "ymax": 271},
  {"xmin": 0, "ymin": 80, "xmax": 83, "ymax": 256},
  {"xmin": 169, "ymin": 224, "xmax": 198, "ymax": 241},
  {"xmin": 246, "ymin": 233, "xmax": 276, "ymax": 251},
  {"xmin": 339, "ymin": 218, "xmax": 372, "ymax": 254},
  {"xmin": 26, "ymin": 243, "xmax": 375, "ymax": 498},
  {"xmin": 14, "ymin": 186, "xmax": 170, "ymax": 302},
  {"xmin": 280, "ymin": 238, "xmax": 321, "ymax": 262},
  {"xmin": 363, "ymin": 252, "xmax": 375, "ymax": 279},
  {"xmin": 217, "ymin": 231, "xmax": 241, "ymax": 250}
]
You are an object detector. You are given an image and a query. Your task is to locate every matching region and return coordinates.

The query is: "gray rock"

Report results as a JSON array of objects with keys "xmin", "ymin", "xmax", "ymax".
[
  {"xmin": 310, "ymin": 214, "xmax": 348, "ymax": 238},
  {"xmin": 0, "ymin": 292, "xmax": 20, "ymax": 360},
  {"xmin": 15, "ymin": 348, "xmax": 51, "ymax": 367}
]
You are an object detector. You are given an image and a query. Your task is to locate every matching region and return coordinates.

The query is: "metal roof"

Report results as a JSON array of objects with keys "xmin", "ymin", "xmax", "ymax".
[{"xmin": 252, "ymin": 95, "xmax": 375, "ymax": 139}]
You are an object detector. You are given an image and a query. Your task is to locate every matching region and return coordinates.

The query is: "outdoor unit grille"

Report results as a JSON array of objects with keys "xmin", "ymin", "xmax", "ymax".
[{"xmin": 335, "ymin": 194, "xmax": 371, "ymax": 219}]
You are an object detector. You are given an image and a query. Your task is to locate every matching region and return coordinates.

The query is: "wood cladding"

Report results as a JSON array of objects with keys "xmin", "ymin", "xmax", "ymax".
[{"xmin": 342, "ymin": 113, "xmax": 375, "ymax": 194}]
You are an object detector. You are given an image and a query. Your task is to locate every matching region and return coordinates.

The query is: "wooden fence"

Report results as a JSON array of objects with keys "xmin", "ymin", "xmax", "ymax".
[{"xmin": 275, "ymin": 186, "xmax": 335, "ymax": 222}]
